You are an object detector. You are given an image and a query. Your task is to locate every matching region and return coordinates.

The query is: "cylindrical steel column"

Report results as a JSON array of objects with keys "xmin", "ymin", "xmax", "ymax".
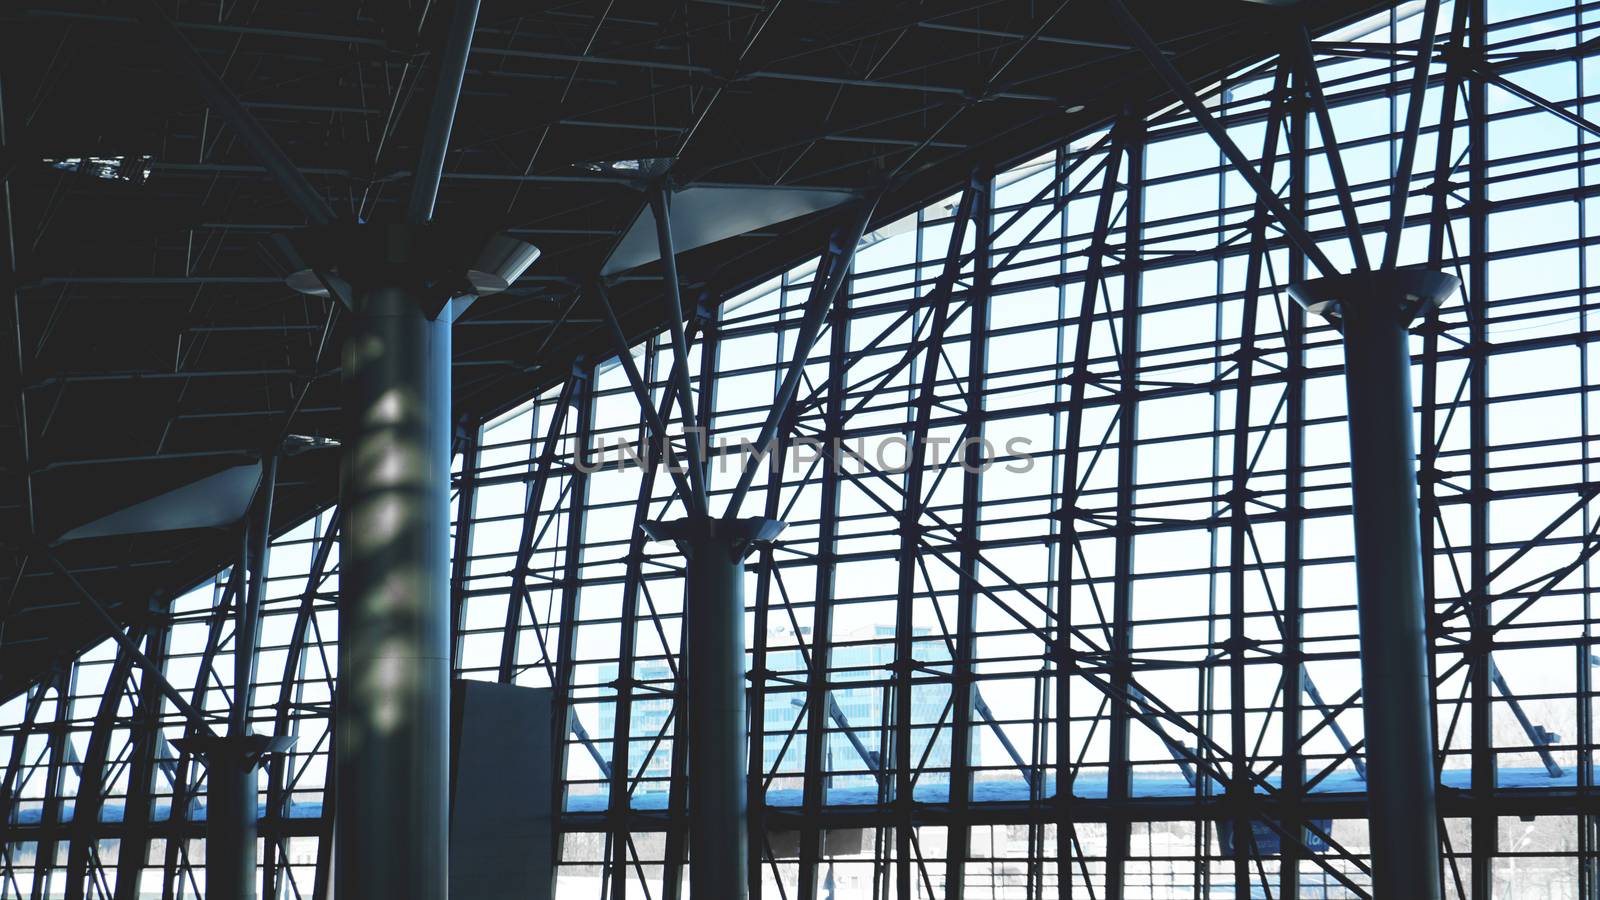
[
  {"xmin": 192, "ymin": 454, "xmax": 279, "ymax": 900},
  {"xmin": 177, "ymin": 733, "xmax": 290, "ymax": 900},
  {"xmin": 338, "ymin": 280, "xmax": 453, "ymax": 900},
  {"xmin": 1289, "ymin": 269, "xmax": 1458, "ymax": 900},
  {"xmin": 205, "ymin": 748, "xmax": 258, "ymax": 900},
  {"xmin": 687, "ymin": 534, "xmax": 748, "ymax": 898},
  {"xmin": 644, "ymin": 517, "xmax": 784, "ymax": 900}
]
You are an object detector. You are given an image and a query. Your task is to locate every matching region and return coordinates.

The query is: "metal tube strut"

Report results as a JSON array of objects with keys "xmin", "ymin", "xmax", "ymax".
[
  {"xmin": 408, "ymin": 0, "xmax": 482, "ymax": 223},
  {"xmin": 1108, "ymin": 0, "xmax": 1336, "ymax": 277},
  {"xmin": 141, "ymin": 2, "xmax": 335, "ymax": 226}
]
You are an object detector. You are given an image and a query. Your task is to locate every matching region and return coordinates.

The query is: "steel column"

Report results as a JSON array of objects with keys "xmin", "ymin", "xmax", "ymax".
[
  {"xmin": 945, "ymin": 168, "xmax": 991, "ymax": 900},
  {"xmin": 165, "ymin": 576, "xmax": 235, "ymax": 900},
  {"xmin": 1288, "ymin": 269, "xmax": 1458, "ymax": 900},
  {"xmin": 337, "ymin": 279, "xmax": 453, "ymax": 900},
  {"xmin": 1053, "ymin": 124, "xmax": 1127, "ymax": 900},
  {"xmin": 1465, "ymin": 6, "xmax": 1494, "ymax": 897},
  {"xmin": 329, "ymin": 4, "xmax": 492, "ymax": 888},
  {"xmin": 643, "ymin": 517, "xmax": 784, "ymax": 900},
  {"xmin": 548, "ymin": 360, "xmax": 595, "ymax": 899},
  {"xmin": 889, "ymin": 174, "xmax": 979, "ymax": 900},
  {"xmin": 189, "ymin": 456, "xmax": 282, "ymax": 900},
  {"xmin": 265, "ymin": 510, "xmax": 341, "ymax": 900},
  {"xmin": 1281, "ymin": 69, "xmax": 1311, "ymax": 900},
  {"xmin": 202, "ymin": 743, "xmax": 263, "ymax": 900},
  {"xmin": 1225, "ymin": 64, "xmax": 1291, "ymax": 896},
  {"xmin": 797, "ymin": 297, "xmax": 847, "ymax": 900},
  {"xmin": 1105, "ymin": 113, "xmax": 1143, "ymax": 900},
  {"xmin": 64, "ymin": 632, "xmax": 141, "ymax": 900},
  {"xmin": 29, "ymin": 670, "xmax": 71, "ymax": 900}
]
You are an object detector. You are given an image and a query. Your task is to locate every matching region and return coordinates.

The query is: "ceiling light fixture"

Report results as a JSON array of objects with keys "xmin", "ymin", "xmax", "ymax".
[{"xmin": 42, "ymin": 155, "xmax": 155, "ymax": 184}]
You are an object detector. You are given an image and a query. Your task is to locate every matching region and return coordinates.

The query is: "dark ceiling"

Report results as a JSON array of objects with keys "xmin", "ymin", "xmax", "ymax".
[{"xmin": 0, "ymin": 0, "xmax": 1386, "ymax": 698}]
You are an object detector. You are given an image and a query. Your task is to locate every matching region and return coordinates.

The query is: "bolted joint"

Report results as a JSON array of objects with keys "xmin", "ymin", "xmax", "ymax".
[
  {"xmin": 1421, "ymin": 178, "xmax": 1467, "ymax": 199},
  {"xmin": 1221, "ymin": 486, "xmax": 1262, "ymax": 508},
  {"xmin": 1218, "ymin": 634, "xmax": 1264, "ymax": 658},
  {"xmin": 1042, "ymin": 639, "xmax": 1096, "ymax": 667}
]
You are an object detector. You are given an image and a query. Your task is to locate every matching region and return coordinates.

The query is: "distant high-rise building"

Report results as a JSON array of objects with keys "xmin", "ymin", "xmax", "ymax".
[{"xmin": 597, "ymin": 624, "xmax": 973, "ymax": 802}]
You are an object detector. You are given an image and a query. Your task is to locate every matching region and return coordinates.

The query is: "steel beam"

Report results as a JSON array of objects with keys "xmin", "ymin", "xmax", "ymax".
[
  {"xmin": 1, "ymin": 71, "xmax": 35, "ymax": 539},
  {"xmin": 796, "ymin": 292, "xmax": 848, "ymax": 900},
  {"xmin": 25, "ymin": 670, "xmax": 71, "ymax": 900},
  {"xmin": 1108, "ymin": 0, "xmax": 1336, "ymax": 277},
  {"xmin": 1288, "ymin": 269, "xmax": 1457, "ymax": 900},
  {"xmin": 141, "ymin": 2, "xmax": 336, "ymax": 226},
  {"xmin": 648, "ymin": 187, "xmax": 712, "ymax": 517},
  {"xmin": 408, "ymin": 0, "xmax": 482, "ymax": 223},
  {"xmin": 0, "ymin": 687, "xmax": 47, "ymax": 848},
  {"xmin": 1282, "ymin": 91, "xmax": 1310, "ymax": 897},
  {"xmin": 163, "ymin": 575, "xmax": 237, "ymax": 893},
  {"xmin": 1291, "ymin": 30, "xmax": 1371, "ymax": 272},
  {"xmin": 38, "ymin": 548, "xmax": 216, "ymax": 734},
  {"xmin": 671, "ymin": 0, "xmax": 785, "ymax": 161},
  {"xmin": 496, "ymin": 376, "xmax": 575, "ymax": 684},
  {"xmin": 1380, "ymin": 0, "xmax": 1443, "ymax": 269},
  {"xmin": 745, "ymin": 443, "xmax": 792, "ymax": 900},
  {"xmin": 945, "ymin": 168, "xmax": 991, "ymax": 900},
  {"xmin": 724, "ymin": 197, "xmax": 876, "ymax": 520},
  {"xmin": 470, "ymin": 44, "xmax": 1056, "ymax": 102},
  {"xmin": 590, "ymin": 281, "xmax": 699, "ymax": 506},
  {"xmin": 605, "ymin": 429, "xmax": 669, "ymax": 900}
]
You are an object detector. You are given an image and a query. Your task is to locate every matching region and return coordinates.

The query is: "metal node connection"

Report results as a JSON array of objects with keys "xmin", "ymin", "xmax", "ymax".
[{"xmin": 1289, "ymin": 267, "xmax": 1461, "ymax": 900}]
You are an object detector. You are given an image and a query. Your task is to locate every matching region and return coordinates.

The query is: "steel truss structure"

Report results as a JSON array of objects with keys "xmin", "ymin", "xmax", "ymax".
[{"xmin": 6, "ymin": 0, "xmax": 1600, "ymax": 897}]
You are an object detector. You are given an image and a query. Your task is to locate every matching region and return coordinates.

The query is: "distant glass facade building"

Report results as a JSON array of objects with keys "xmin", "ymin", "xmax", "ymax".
[{"xmin": 601, "ymin": 625, "xmax": 968, "ymax": 800}]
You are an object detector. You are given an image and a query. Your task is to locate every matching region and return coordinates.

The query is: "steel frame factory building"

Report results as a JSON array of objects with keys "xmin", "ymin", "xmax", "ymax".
[{"xmin": 2, "ymin": 0, "xmax": 1598, "ymax": 898}]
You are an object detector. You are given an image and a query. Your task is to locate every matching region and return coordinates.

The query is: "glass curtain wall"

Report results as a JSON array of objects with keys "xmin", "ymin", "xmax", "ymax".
[{"xmin": 5, "ymin": 1, "xmax": 1600, "ymax": 897}]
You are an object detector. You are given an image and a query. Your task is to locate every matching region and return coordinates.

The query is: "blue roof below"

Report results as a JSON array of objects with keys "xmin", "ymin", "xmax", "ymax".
[
  {"xmin": 9, "ymin": 766, "xmax": 1574, "ymax": 824},
  {"xmin": 565, "ymin": 764, "xmax": 1575, "ymax": 812}
]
